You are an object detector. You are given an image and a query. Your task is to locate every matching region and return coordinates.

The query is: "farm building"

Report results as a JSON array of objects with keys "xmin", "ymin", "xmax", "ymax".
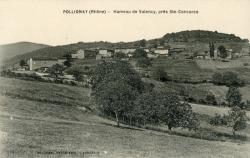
[
  {"xmin": 195, "ymin": 52, "xmax": 208, "ymax": 59},
  {"xmin": 71, "ymin": 49, "xmax": 97, "ymax": 59},
  {"xmin": 98, "ymin": 49, "xmax": 113, "ymax": 58},
  {"xmin": 147, "ymin": 52, "xmax": 158, "ymax": 58},
  {"xmin": 114, "ymin": 48, "xmax": 136, "ymax": 54},
  {"xmin": 153, "ymin": 48, "xmax": 169, "ymax": 56},
  {"xmin": 241, "ymin": 47, "xmax": 250, "ymax": 56},
  {"xmin": 27, "ymin": 58, "xmax": 66, "ymax": 71}
]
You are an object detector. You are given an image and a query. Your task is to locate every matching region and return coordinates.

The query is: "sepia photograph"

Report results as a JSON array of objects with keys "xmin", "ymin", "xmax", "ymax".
[{"xmin": 0, "ymin": 0, "xmax": 250, "ymax": 157}]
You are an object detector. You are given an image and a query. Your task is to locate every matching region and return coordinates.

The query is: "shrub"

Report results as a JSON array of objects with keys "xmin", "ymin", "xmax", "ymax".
[
  {"xmin": 136, "ymin": 57, "xmax": 151, "ymax": 68},
  {"xmin": 243, "ymin": 63, "xmax": 249, "ymax": 66},
  {"xmin": 152, "ymin": 66, "xmax": 171, "ymax": 82},
  {"xmin": 209, "ymin": 113, "xmax": 228, "ymax": 126},
  {"xmin": 205, "ymin": 94, "xmax": 217, "ymax": 105}
]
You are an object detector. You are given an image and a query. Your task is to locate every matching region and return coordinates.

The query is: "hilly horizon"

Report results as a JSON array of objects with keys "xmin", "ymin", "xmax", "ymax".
[
  {"xmin": 0, "ymin": 42, "xmax": 50, "ymax": 63},
  {"xmin": 2, "ymin": 30, "xmax": 250, "ymax": 67}
]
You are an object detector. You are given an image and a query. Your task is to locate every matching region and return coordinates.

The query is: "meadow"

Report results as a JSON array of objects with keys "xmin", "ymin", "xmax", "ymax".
[{"xmin": 0, "ymin": 77, "xmax": 250, "ymax": 157}]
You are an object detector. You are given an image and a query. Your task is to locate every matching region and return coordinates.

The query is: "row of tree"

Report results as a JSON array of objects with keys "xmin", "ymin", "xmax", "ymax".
[
  {"xmin": 209, "ymin": 42, "xmax": 228, "ymax": 59},
  {"xmin": 91, "ymin": 60, "xmax": 199, "ymax": 131},
  {"xmin": 210, "ymin": 86, "xmax": 248, "ymax": 136}
]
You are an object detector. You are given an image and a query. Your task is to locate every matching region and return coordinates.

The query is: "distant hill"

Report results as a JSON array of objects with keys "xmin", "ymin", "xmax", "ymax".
[
  {"xmin": 2, "ymin": 30, "xmax": 250, "ymax": 67},
  {"xmin": 0, "ymin": 42, "xmax": 50, "ymax": 63},
  {"xmin": 161, "ymin": 30, "xmax": 248, "ymax": 43}
]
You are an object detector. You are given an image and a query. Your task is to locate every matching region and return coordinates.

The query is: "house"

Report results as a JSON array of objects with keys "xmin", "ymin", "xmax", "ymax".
[
  {"xmin": 147, "ymin": 52, "xmax": 158, "ymax": 58},
  {"xmin": 27, "ymin": 58, "xmax": 65, "ymax": 71},
  {"xmin": 195, "ymin": 53, "xmax": 207, "ymax": 59},
  {"xmin": 98, "ymin": 49, "xmax": 113, "ymax": 58},
  {"xmin": 114, "ymin": 48, "xmax": 136, "ymax": 54},
  {"xmin": 241, "ymin": 47, "xmax": 250, "ymax": 56},
  {"xmin": 153, "ymin": 48, "xmax": 169, "ymax": 56},
  {"xmin": 143, "ymin": 48, "xmax": 150, "ymax": 53},
  {"xmin": 72, "ymin": 49, "xmax": 85, "ymax": 59},
  {"xmin": 226, "ymin": 49, "xmax": 233, "ymax": 59},
  {"xmin": 71, "ymin": 49, "xmax": 97, "ymax": 59}
]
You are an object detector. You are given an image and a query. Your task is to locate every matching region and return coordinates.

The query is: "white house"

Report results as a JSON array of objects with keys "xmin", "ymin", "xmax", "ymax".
[
  {"xmin": 114, "ymin": 48, "xmax": 136, "ymax": 54},
  {"xmin": 72, "ymin": 49, "xmax": 85, "ymax": 59},
  {"xmin": 153, "ymin": 48, "xmax": 169, "ymax": 56},
  {"xmin": 71, "ymin": 49, "xmax": 97, "ymax": 59},
  {"xmin": 98, "ymin": 49, "xmax": 112, "ymax": 57}
]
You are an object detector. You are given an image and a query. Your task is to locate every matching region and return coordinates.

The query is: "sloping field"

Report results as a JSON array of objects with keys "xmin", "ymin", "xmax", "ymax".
[
  {"xmin": 0, "ymin": 77, "xmax": 91, "ymax": 109},
  {"xmin": 0, "ymin": 95, "xmax": 250, "ymax": 158},
  {"xmin": 196, "ymin": 57, "xmax": 250, "ymax": 70},
  {"xmin": 0, "ymin": 77, "xmax": 250, "ymax": 157},
  {"xmin": 151, "ymin": 58, "xmax": 214, "ymax": 82}
]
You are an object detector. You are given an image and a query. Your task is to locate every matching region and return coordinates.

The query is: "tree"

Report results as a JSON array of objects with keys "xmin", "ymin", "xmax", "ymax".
[
  {"xmin": 212, "ymin": 71, "xmax": 243, "ymax": 87},
  {"xmin": 94, "ymin": 80, "xmax": 138, "ymax": 127},
  {"xmin": 205, "ymin": 93, "xmax": 217, "ymax": 105},
  {"xmin": 212, "ymin": 72, "xmax": 223, "ymax": 85},
  {"xmin": 209, "ymin": 42, "xmax": 215, "ymax": 58},
  {"xmin": 133, "ymin": 49, "xmax": 147, "ymax": 58},
  {"xmin": 19, "ymin": 59, "xmax": 27, "ymax": 68},
  {"xmin": 63, "ymin": 54, "xmax": 73, "ymax": 67},
  {"xmin": 113, "ymin": 52, "xmax": 127, "ymax": 59},
  {"xmin": 161, "ymin": 100, "xmax": 199, "ymax": 131},
  {"xmin": 134, "ymin": 91, "xmax": 163, "ymax": 125},
  {"xmin": 136, "ymin": 57, "xmax": 151, "ymax": 68},
  {"xmin": 152, "ymin": 66, "xmax": 170, "ymax": 82},
  {"xmin": 135, "ymin": 91, "xmax": 199, "ymax": 131},
  {"xmin": 139, "ymin": 39, "xmax": 146, "ymax": 48},
  {"xmin": 66, "ymin": 66, "xmax": 84, "ymax": 81},
  {"xmin": 91, "ymin": 60, "xmax": 144, "ymax": 93},
  {"xmin": 222, "ymin": 71, "xmax": 242, "ymax": 87},
  {"xmin": 227, "ymin": 107, "xmax": 247, "ymax": 136},
  {"xmin": 226, "ymin": 86, "xmax": 242, "ymax": 107},
  {"xmin": 48, "ymin": 64, "xmax": 64, "ymax": 80},
  {"xmin": 218, "ymin": 45, "xmax": 227, "ymax": 59}
]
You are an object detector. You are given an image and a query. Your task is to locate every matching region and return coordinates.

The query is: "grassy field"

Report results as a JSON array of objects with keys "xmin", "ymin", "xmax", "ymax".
[
  {"xmin": 0, "ymin": 77, "xmax": 250, "ymax": 157},
  {"xmin": 150, "ymin": 58, "xmax": 214, "ymax": 82},
  {"xmin": 196, "ymin": 57, "xmax": 250, "ymax": 70},
  {"xmin": 0, "ymin": 77, "xmax": 91, "ymax": 109}
]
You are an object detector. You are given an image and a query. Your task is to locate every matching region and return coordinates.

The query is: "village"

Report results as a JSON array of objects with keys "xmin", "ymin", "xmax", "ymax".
[{"xmin": 6, "ymin": 42, "xmax": 249, "ymax": 85}]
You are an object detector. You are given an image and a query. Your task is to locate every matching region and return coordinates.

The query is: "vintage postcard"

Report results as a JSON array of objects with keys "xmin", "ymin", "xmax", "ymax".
[{"xmin": 0, "ymin": 0, "xmax": 250, "ymax": 157}]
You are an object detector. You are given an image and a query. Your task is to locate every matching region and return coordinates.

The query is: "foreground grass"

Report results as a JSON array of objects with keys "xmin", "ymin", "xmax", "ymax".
[
  {"xmin": 1, "ymin": 95, "xmax": 250, "ymax": 158},
  {"xmin": 0, "ymin": 77, "xmax": 250, "ymax": 157}
]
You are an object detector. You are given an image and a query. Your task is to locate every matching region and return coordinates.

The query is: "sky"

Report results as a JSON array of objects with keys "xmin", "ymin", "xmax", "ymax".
[{"xmin": 0, "ymin": 0, "xmax": 250, "ymax": 46}]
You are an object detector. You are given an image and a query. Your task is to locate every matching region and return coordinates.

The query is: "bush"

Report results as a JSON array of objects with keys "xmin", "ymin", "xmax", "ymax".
[
  {"xmin": 205, "ymin": 94, "xmax": 217, "ymax": 105},
  {"xmin": 243, "ymin": 63, "xmax": 249, "ymax": 66},
  {"xmin": 152, "ymin": 66, "xmax": 171, "ymax": 82},
  {"xmin": 212, "ymin": 71, "xmax": 244, "ymax": 87},
  {"xmin": 184, "ymin": 97, "xmax": 196, "ymax": 103},
  {"xmin": 136, "ymin": 57, "xmax": 151, "ymax": 68},
  {"xmin": 210, "ymin": 114, "xmax": 228, "ymax": 126}
]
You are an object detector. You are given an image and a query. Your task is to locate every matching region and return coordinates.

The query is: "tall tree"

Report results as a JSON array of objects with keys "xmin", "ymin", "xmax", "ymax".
[
  {"xmin": 209, "ymin": 42, "xmax": 215, "ymax": 58},
  {"xmin": 63, "ymin": 54, "xmax": 73, "ymax": 67},
  {"xmin": 95, "ymin": 80, "xmax": 138, "ymax": 127},
  {"xmin": 228, "ymin": 107, "xmax": 247, "ymax": 136},
  {"xmin": 226, "ymin": 86, "xmax": 242, "ymax": 107},
  {"xmin": 91, "ymin": 60, "xmax": 144, "ymax": 93},
  {"xmin": 19, "ymin": 59, "xmax": 27, "ymax": 68},
  {"xmin": 133, "ymin": 49, "xmax": 147, "ymax": 58}
]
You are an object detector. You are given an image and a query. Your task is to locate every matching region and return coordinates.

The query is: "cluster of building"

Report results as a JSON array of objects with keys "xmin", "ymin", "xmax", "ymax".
[
  {"xmin": 70, "ymin": 46, "xmax": 172, "ymax": 60},
  {"xmin": 13, "ymin": 45, "xmax": 249, "ymax": 72}
]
